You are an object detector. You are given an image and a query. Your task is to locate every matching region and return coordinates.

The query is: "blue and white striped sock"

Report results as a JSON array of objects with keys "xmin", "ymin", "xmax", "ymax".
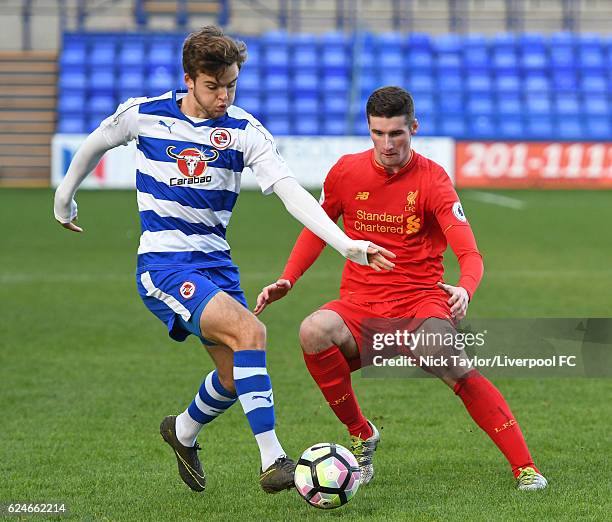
[
  {"xmin": 233, "ymin": 350, "xmax": 286, "ymax": 470},
  {"xmin": 175, "ymin": 369, "xmax": 237, "ymax": 447}
]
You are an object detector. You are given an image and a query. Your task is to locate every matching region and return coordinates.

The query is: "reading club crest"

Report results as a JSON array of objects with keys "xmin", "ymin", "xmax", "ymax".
[
  {"xmin": 180, "ymin": 281, "xmax": 196, "ymax": 299},
  {"xmin": 210, "ymin": 128, "xmax": 232, "ymax": 150},
  {"xmin": 166, "ymin": 146, "xmax": 219, "ymax": 178}
]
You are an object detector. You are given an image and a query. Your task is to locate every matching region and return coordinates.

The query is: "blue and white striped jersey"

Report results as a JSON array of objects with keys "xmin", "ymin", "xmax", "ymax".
[{"xmin": 98, "ymin": 89, "xmax": 293, "ymax": 273}]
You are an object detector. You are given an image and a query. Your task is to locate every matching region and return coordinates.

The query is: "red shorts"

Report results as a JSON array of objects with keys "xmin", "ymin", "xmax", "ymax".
[{"xmin": 321, "ymin": 289, "xmax": 452, "ymax": 372}]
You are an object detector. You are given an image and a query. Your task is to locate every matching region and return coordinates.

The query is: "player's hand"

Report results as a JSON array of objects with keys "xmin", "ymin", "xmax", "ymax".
[
  {"xmin": 437, "ymin": 282, "xmax": 469, "ymax": 321},
  {"xmin": 57, "ymin": 219, "xmax": 83, "ymax": 233},
  {"xmin": 253, "ymin": 279, "xmax": 292, "ymax": 316},
  {"xmin": 367, "ymin": 242, "xmax": 396, "ymax": 272}
]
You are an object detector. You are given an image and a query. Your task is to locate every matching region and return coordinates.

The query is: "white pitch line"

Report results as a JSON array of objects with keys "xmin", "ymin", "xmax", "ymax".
[{"xmin": 466, "ymin": 191, "xmax": 526, "ymax": 210}]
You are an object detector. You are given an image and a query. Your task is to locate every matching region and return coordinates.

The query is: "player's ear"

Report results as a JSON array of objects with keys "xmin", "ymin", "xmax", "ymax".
[
  {"xmin": 184, "ymin": 72, "xmax": 194, "ymax": 91},
  {"xmin": 410, "ymin": 119, "xmax": 419, "ymax": 135}
]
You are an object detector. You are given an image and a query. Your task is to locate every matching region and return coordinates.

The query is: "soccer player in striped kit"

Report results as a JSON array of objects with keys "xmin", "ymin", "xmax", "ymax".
[
  {"xmin": 255, "ymin": 87, "xmax": 548, "ymax": 491},
  {"xmin": 53, "ymin": 26, "xmax": 394, "ymax": 494}
]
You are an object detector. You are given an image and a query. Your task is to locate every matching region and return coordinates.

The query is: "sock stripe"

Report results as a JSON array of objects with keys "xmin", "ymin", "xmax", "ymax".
[
  {"xmin": 187, "ymin": 403, "xmax": 218, "ymax": 425},
  {"xmin": 233, "ymin": 374, "xmax": 272, "ymax": 394},
  {"xmin": 233, "ymin": 366, "xmax": 268, "ymax": 380},
  {"xmin": 195, "ymin": 392, "xmax": 227, "ymax": 417},
  {"xmin": 206, "ymin": 372, "xmax": 236, "ymax": 401},
  {"xmin": 239, "ymin": 391, "xmax": 275, "ymax": 414},
  {"xmin": 234, "ymin": 350, "xmax": 266, "ymax": 367}
]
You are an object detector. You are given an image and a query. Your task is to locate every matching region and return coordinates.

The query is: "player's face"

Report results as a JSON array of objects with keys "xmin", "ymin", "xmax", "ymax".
[
  {"xmin": 184, "ymin": 62, "xmax": 239, "ymax": 119},
  {"xmin": 369, "ymin": 115, "xmax": 418, "ymax": 172}
]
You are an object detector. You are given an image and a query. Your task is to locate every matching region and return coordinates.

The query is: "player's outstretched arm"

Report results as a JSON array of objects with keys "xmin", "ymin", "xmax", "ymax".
[
  {"xmin": 272, "ymin": 177, "xmax": 396, "ymax": 270},
  {"xmin": 53, "ymin": 128, "xmax": 114, "ymax": 233}
]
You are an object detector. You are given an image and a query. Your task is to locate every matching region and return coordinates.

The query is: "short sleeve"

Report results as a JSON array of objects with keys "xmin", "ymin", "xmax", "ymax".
[
  {"xmin": 428, "ymin": 165, "xmax": 470, "ymax": 232},
  {"xmin": 242, "ymin": 121, "xmax": 294, "ymax": 195},
  {"xmin": 98, "ymin": 98, "xmax": 141, "ymax": 148},
  {"xmin": 318, "ymin": 158, "xmax": 344, "ymax": 222}
]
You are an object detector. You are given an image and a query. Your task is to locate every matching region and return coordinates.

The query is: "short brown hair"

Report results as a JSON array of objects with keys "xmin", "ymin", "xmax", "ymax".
[
  {"xmin": 182, "ymin": 25, "xmax": 247, "ymax": 80},
  {"xmin": 366, "ymin": 86, "xmax": 415, "ymax": 123}
]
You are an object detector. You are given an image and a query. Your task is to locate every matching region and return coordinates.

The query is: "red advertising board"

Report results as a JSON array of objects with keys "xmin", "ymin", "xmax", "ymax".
[{"xmin": 456, "ymin": 142, "xmax": 612, "ymax": 188}]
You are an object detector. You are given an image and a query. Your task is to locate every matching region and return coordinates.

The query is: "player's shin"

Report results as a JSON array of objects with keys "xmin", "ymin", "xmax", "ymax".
[
  {"xmin": 233, "ymin": 349, "xmax": 286, "ymax": 470},
  {"xmin": 454, "ymin": 370, "xmax": 540, "ymax": 477},
  {"xmin": 303, "ymin": 346, "xmax": 372, "ymax": 439},
  {"xmin": 175, "ymin": 369, "xmax": 237, "ymax": 447}
]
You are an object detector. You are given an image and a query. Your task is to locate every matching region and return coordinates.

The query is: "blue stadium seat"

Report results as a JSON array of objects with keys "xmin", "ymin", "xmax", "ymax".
[
  {"xmin": 379, "ymin": 70, "xmax": 405, "ymax": 86},
  {"xmin": 524, "ymin": 73, "xmax": 550, "ymax": 94},
  {"xmin": 525, "ymin": 116, "xmax": 554, "ymax": 139},
  {"xmin": 322, "ymin": 47, "xmax": 350, "ymax": 69},
  {"xmin": 235, "ymin": 94, "xmax": 261, "ymax": 115},
  {"xmin": 470, "ymin": 115, "xmax": 496, "ymax": 138},
  {"xmin": 579, "ymin": 48, "xmax": 605, "ymax": 71},
  {"xmin": 88, "ymin": 69, "xmax": 115, "ymax": 93},
  {"xmin": 323, "ymin": 119, "xmax": 349, "ymax": 135},
  {"xmin": 406, "ymin": 51, "xmax": 433, "ymax": 70},
  {"xmin": 264, "ymin": 115, "xmax": 291, "ymax": 135},
  {"xmin": 436, "ymin": 71, "xmax": 462, "ymax": 92},
  {"xmin": 433, "ymin": 34, "xmax": 461, "ymax": 54},
  {"xmin": 519, "ymin": 32, "xmax": 546, "ymax": 49},
  {"xmin": 406, "ymin": 32, "xmax": 432, "ymax": 51},
  {"xmin": 58, "ymin": 92, "xmax": 85, "ymax": 113},
  {"xmin": 492, "ymin": 32, "xmax": 517, "ymax": 50},
  {"xmin": 550, "ymin": 47, "xmax": 575, "ymax": 68},
  {"xmin": 293, "ymin": 47, "xmax": 318, "ymax": 69},
  {"xmin": 585, "ymin": 117, "xmax": 611, "ymax": 140},
  {"xmin": 438, "ymin": 92, "xmax": 463, "ymax": 114},
  {"xmin": 551, "ymin": 70, "xmax": 578, "ymax": 92},
  {"xmin": 584, "ymin": 95, "xmax": 607, "ymax": 116},
  {"xmin": 464, "ymin": 47, "xmax": 489, "ymax": 70},
  {"xmin": 415, "ymin": 116, "xmax": 436, "ymax": 136},
  {"xmin": 495, "ymin": 72, "xmax": 520, "ymax": 93},
  {"xmin": 294, "ymin": 116, "xmax": 320, "ymax": 135},
  {"xmin": 322, "ymin": 72, "xmax": 349, "ymax": 92},
  {"xmin": 90, "ymin": 42, "xmax": 116, "ymax": 67},
  {"xmin": 466, "ymin": 72, "xmax": 492, "ymax": 92},
  {"xmin": 149, "ymin": 67, "xmax": 174, "ymax": 93},
  {"xmin": 60, "ymin": 41, "xmax": 86, "ymax": 67},
  {"xmin": 118, "ymin": 69, "xmax": 144, "ymax": 91},
  {"xmin": 87, "ymin": 114, "xmax": 107, "ymax": 132},
  {"xmin": 582, "ymin": 73, "xmax": 607, "ymax": 93},
  {"xmin": 322, "ymin": 96, "xmax": 348, "ymax": 115},
  {"xmin": 492, "ymin": 49, "xmax": 518, "ymax": 70},
  {"xmin": 525, "ymin": 94, "xmax": 551, "ymax": 115},
  {"xmin": 244, "ymin": 42, "xmax": 261, "ymax": 68},
  {"xmin": 89, "ymin": 94, "xmax": 115, "ymax": 115},
  {"xmin": 409, "ymin": 73, "xmax": 434, "ymax": 91},
  {"xmin": 264, "ymin": 47, "xmax": 289, "ymax": 68},
  {"xmin": 264, "ymin": 72, "xmax": 289, "ymax": 92},
  {"xmin": 467, "ymin": 95, "xmax": 494, "ymax": 116},
  {"xmin": 263, "ymin": 95, "xmax": 290, "ymax": 117},
  {"xmin": 237, "ymin": 69, "xmax": 259, "ymax": 92},
  {"xmin": 353, "ymin": 117, "xmax": 371, "ymax": 136},
  {"xmin": 554, "ymin": 93, "xmax": 580, "ymax": 116},
  {"xmin": 557, "ymin": 119, "xmax": 583, "ymax": 140},
  {"xmin": 436, "ymin": 52, "xmax": 461, "ymax": 69},
  {"xmin": 58, "ymin": 116, "xmax": 86, "ymax": 133},
  {"xmin": 549, "ymin": 31, "xmax": 576, "ymax": 48},
  {"xmin": 497, "ymin": 95, "xmax": 521, "ymax": 117},
  {"xmin": 439, "ymin": 116, "xmax": 466, "ymax": 138},
  {"xmin": 378, "ymin": 49, "xmax": 403, "ymax": 69},
  {"xmin": 119, "ymin": 41, "xmax": 145, "ymax": 67},
  {"xmin": 294, "ymin": 95, "xmax": 319, "ymax": 115},
  {"xmin": 498, "ymin": 118, "xmax": 524, "ymax": 139},
  {"xmin": 59, "ymin": 70, "xmax": 87, "ymax": 90},
  {"xmin": 292, "ymin": 71, "xmax": 318, "ymax": 95},
  {"xmin": 414, "ymin": 94, "xmax": 435, "ymax": 117},
  {"xmin": 147, "ymin": 40, "xmax": 176, "ymax": 68},
  {"xmin": 521, "ymin": 49, "xmax": 547, "ymax": 70}
]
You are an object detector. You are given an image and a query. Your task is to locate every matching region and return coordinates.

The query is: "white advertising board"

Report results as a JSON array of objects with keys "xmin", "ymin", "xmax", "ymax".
[{"xmin": 51, "ymin": 135, "xmax": 455, "ymax": 190}]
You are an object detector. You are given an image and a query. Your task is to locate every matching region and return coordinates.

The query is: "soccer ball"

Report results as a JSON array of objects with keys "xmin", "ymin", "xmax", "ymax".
[{"xmin": 294, "ymin": 442, "xmax": 361, "ymax": 509}]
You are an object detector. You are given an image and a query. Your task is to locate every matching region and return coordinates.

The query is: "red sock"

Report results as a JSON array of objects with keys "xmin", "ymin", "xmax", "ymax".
[
  {"xmin": 303, "ymin": 346, "xmax": 372, "ymax": 439},
  {"xmin": 454, "ymin": 370, "xmax": 538, "ymax": 478}
]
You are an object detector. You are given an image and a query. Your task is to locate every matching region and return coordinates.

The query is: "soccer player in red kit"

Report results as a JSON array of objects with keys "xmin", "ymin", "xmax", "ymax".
[{"xmin": 255, "ymin": 87, "xmax": 548, "ymax": 491}]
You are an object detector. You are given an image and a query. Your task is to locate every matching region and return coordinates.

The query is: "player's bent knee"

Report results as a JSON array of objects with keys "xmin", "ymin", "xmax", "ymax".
[
  {"xmin": 299, "ymin": 313, "xmax": 334, "ymax": 354},
  {"xmin": 233, "ymin": 317, "xmax": 267, "ymax": 350}
]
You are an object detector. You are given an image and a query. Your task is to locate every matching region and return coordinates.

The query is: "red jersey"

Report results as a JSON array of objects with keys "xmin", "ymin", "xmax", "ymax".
[{"xmin": 282, "ymin": 149, "xmax": 483, "ymax": 303}]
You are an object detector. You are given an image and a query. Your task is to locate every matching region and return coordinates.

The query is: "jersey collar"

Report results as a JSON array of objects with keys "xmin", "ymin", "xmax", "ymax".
[{"xmin": 370, "ymin": 148, "xmax": 418, "ymax": 180}]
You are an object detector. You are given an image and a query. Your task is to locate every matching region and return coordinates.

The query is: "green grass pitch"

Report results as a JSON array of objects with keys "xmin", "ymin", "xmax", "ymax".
[{"xmin": 1, "ymin": 188, "xmax": 611, "ymax": 521}]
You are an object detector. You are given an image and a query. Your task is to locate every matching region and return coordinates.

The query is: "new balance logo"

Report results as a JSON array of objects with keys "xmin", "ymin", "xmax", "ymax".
[
  {"xmin": 355, "ymin": 191, "xmax": 370, "ymax": 200},
  {"xmin": 252, "ymin": 392, "xmax": 273, "ymax": 403},
  {"xmin": 159, "ymin": 120, "xmax": 176, "ymax": 133}
]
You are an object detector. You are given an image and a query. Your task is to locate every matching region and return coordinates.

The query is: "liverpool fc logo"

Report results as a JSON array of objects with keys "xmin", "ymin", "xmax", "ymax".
[{"xmin": 405, "ymin": 191, "xmax": 419, "ymax": 212}]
